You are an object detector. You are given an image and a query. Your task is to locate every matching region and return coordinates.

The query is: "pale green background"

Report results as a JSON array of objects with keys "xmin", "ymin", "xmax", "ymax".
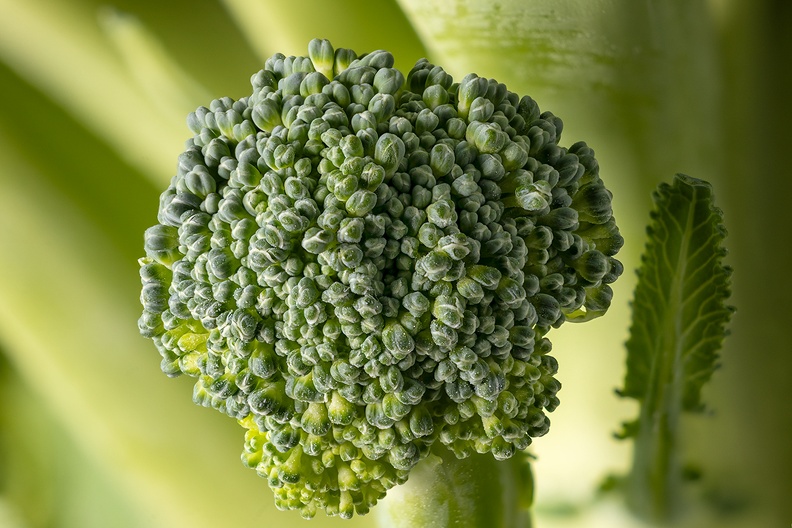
[{"xmin": 0, "ymin": 1, "xmax": 789, "ymax": 527}]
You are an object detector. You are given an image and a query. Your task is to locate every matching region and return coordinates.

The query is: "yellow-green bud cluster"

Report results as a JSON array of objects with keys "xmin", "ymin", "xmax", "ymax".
[{"xmin": 138, "ymin": 39, "xmax": 622, "ymax": 519}]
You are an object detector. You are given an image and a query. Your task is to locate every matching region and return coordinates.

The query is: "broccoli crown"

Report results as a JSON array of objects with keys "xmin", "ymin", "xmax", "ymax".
[{"xmin": 138, "ymin": 39, "xmax": 623, "ymax": 519}]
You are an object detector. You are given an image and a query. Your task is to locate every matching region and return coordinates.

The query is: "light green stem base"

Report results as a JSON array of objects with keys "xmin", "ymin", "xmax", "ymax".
[{"xmin": 377, "ymin": 448, "xmax": 533, "ymax": 528}]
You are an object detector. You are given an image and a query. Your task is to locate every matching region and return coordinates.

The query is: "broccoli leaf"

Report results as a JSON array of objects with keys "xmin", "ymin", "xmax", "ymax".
[
  {"xmin": 619, "ymin": 173, "xmax": 734, "ymax": 522},
  {"xmin": 622, "ymin": 173, "xmax": 733, "ymax": 410}
]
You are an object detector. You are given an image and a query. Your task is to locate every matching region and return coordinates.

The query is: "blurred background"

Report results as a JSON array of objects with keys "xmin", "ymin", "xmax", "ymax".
[{"xmin": 0, "ymin": 0, "xmax": 789, "ymax": 527}]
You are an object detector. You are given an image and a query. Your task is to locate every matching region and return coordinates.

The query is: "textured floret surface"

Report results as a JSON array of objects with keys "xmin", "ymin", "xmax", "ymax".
[{"xmin": 138, "ymin": 39, "xmax": 623, "ymax": 518}]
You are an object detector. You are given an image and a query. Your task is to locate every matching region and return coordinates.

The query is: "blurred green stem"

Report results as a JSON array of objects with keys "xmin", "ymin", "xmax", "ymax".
[
  {"xmin": 627, "ymin": 378, "xmax": 683, "ymax": 522},
  {"xmin": 378, "ymin": 447, "xmax": 533, "ymax": 528}
]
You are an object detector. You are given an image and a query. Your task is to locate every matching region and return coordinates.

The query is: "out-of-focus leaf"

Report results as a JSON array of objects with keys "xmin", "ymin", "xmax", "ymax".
[
  {"xmin": 0, "ymin": 107, "xmax": 249, "ymax": 528},
  {"xmin": 619, "ymin": 174, "xmax": 733, "ymax": 522},
  {"xmin": 622, "ymin": 175, "xmax": 732, "ymax": 410},
  {"xmin": 0, "ymin": 355, "xmax": 143, "ymax": 528},
  {"xmin": 98, "ymin": 7, "xmax": 212, "ymax": 124},
  {"xmin": 0, "ymin": 0, "xmax": 182, "ymax": 182},
  {"xmin": 220, "ymin": 0, "xmax": 428, "ymax": 67}
]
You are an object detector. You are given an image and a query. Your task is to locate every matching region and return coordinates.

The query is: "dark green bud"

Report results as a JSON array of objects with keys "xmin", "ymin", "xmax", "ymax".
[
  {"xmin": 430, "ymin": 143, "xmax": 455, "ymax": 176},
  {"xmin": 571, "ymin": 182, "xmax": 614, "ymax": 224},
  {"xmin": 430, "ymin": 320, "xmax": 458, "ymax": 349},
  {"xmin": 369, "ymin": 93, "xmax": 396, "ymax": 122},
  {"xmin": 540, "ymin": 207, "xmax": 579, "ymax": 231},
  {"xmin": 422, "ymin": 85, "xmax": 449, "ymax": 110},
  {"xmin": 300, "ymin": 71, "xmax": 330, "ymax": 97},
  {"xmin": 469, "ymin": 97, "xmax": 495, "ymax": 122},
  {"xmin": 373, "ymin": 68, "xmax": 404, "ymax": 95},
  {"xmin": 572, "ymin": 249, "xmax": 609, "ymax": 283},
  {"xmin": 415, "ymin": 109, "xmax": 440, "ymax": 134},
  {"xmin": 514, "ymin": 180, "xmax": 551, "ymax": 213},
  {"xmin": 408, "ymin": 406, "xmax": 434, "ymax": 437},
  {"xmin": 417, "ymin": 250, "xmax": 453, "ymax": 281},
  {"xmin": 346, "ymin": 190, "xmax": 377, "ymax": 217},
  {"xmin": 432, "ymin": 294, "xmax": 465, "ymax": 329}
]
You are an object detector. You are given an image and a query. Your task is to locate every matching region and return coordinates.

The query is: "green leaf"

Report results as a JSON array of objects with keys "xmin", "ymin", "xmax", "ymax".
[
  {"xmin": 620, "ymin": 173, "xmax": 734, "ymax": 522},
  {"xmin": 97, "ymin": 7, "xmax": 212, "ymax": 126},
  {"xmin": 622, "ymin": 174, "xmax": 733, "ymax": 410},
  {"xmin": 0, "ymin": 355, "xmax": 144, "ymax": 528},
  {"xmin": 220, "ymin": 0, "xmax": 428, "ymax": 67},
  {"xmin": 0, "ymin": 0, "xmax": 185, "ymax": 183}
]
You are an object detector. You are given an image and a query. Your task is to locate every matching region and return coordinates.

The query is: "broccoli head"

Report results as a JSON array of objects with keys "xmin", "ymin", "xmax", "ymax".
[{"xmin": 138, "ymin": 39, "xmax": 623, "ymax": 519}]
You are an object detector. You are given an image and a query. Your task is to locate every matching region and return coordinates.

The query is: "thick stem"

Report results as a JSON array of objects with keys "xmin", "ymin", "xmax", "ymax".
[{"xmin": 377, "ymin": 447, "xmax": 533, "ymax": 528}]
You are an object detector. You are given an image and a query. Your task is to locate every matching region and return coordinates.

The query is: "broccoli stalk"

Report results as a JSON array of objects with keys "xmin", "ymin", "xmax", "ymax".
[
  {"xmin": 378, "ymin": 446, "xmax": 533, "ymax": 528},
  {"xmin": 138, "ymin": 39, "xmax": 623, "ymax": 520}
]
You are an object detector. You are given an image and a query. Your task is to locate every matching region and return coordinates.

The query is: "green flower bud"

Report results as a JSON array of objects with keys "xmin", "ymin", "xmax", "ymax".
[
  {"xmin": 572, "ymin": 249, "xmax": 610, "ymax": 283},
  {"xmin": 433, "ymin": 294, "xmax": 465, "ymax": 329},
  {"xmin": 308, "ymin": 38, "xmax": 335, "ymax": 79},
  {"xmin": 571, "ymin": 182, "xmax": 614, "ymax": 224},
  {"xmin": 144, "ymin": 224, "xmax": 180, "ymax": 266},
  {"xmin": 430, "ymin": 143, "xmax": 455, "ymax": 176},
  {"xmin": 373, "ymin": 68, "xmax": 404, "ymax": 95},
  {"xmin": 374, "ymin": 133, "xmax": 405, "ymax": 176},
  {"xmin": 300, "ymin": 71, "xmax": 330, "ymax": 97},
  {"xmin": 346, "ymin": 190, "xmax": 378, "ymax": 217},
  {"xmin": 540, "ymin": 207, "xmax": 579, "ymax": 231},
  {"xmin": 456, "ymin": 276, "xmax": 484, "ymax": 303},
  {"xmin": 248, "ymin": 381, "xmax": 292, "ymax": 420},
  {"xmin": 417, "ymin": 250, "xmax": 453, "ymax": 281},
  {"xmin": 469, "ymin": 97, "xmax": 495, "ymax": 122},
  {"xmin": 252, "ymin": 99, "xmax": 282, "ymax": 132},
  {"xmin": 457, "ymin": 73, "xmax": 487, "ymax": 121},
  {"xmin": 533, "ymin": 293, "xmax": 562, "ymax": 327},
  {"xmin": 450, "ymin": 171, "xmax": 478, "ymax": 197},
  {"xmin": 466, "ymin": 265, "xmax": 502, "ymax": 289},
  {"xmin": 430, "ymin": 320, "xmax": 458, "ymax": 349},
  {"xmin": 382, "ymin": 321, "xmax": 415, "ymax": 359},
  {"xmin": 426, "ymin": 200, "xmax": 457, "ymax": 228},
  {"xmin": 301, "ymin": 402, "xmax": 331, "ymax": 436},
  {"xmin": 501, "ymin": 141, "xmax": 530, "ymax": 171},
  {"xmin": 408, "ymin": 406, "xmax": 434, "ymax": 437},
  {"xmin": 422, "ymin": 85, "xmax": 449, "ymax": 110},
  {"xmin": 513, "ymin": 180, "xmax": 552, "ymax": 213}
]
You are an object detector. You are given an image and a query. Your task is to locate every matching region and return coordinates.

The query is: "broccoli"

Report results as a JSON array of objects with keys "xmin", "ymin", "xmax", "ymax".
[{"xmin": 138, "ymin": 38, "xmax": 623, "ymax": 519}]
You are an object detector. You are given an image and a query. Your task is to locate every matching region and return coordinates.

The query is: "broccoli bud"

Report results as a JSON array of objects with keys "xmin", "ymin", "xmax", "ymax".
[{"xmin": 139, "ymin": 38, "xmax": 623, "ymax": 519}]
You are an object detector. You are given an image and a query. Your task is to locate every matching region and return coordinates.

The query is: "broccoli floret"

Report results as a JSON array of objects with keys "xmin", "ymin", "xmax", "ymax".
[{"xmin": 138, "ymin": 39, "xmax": 623, "ymax": 519}]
